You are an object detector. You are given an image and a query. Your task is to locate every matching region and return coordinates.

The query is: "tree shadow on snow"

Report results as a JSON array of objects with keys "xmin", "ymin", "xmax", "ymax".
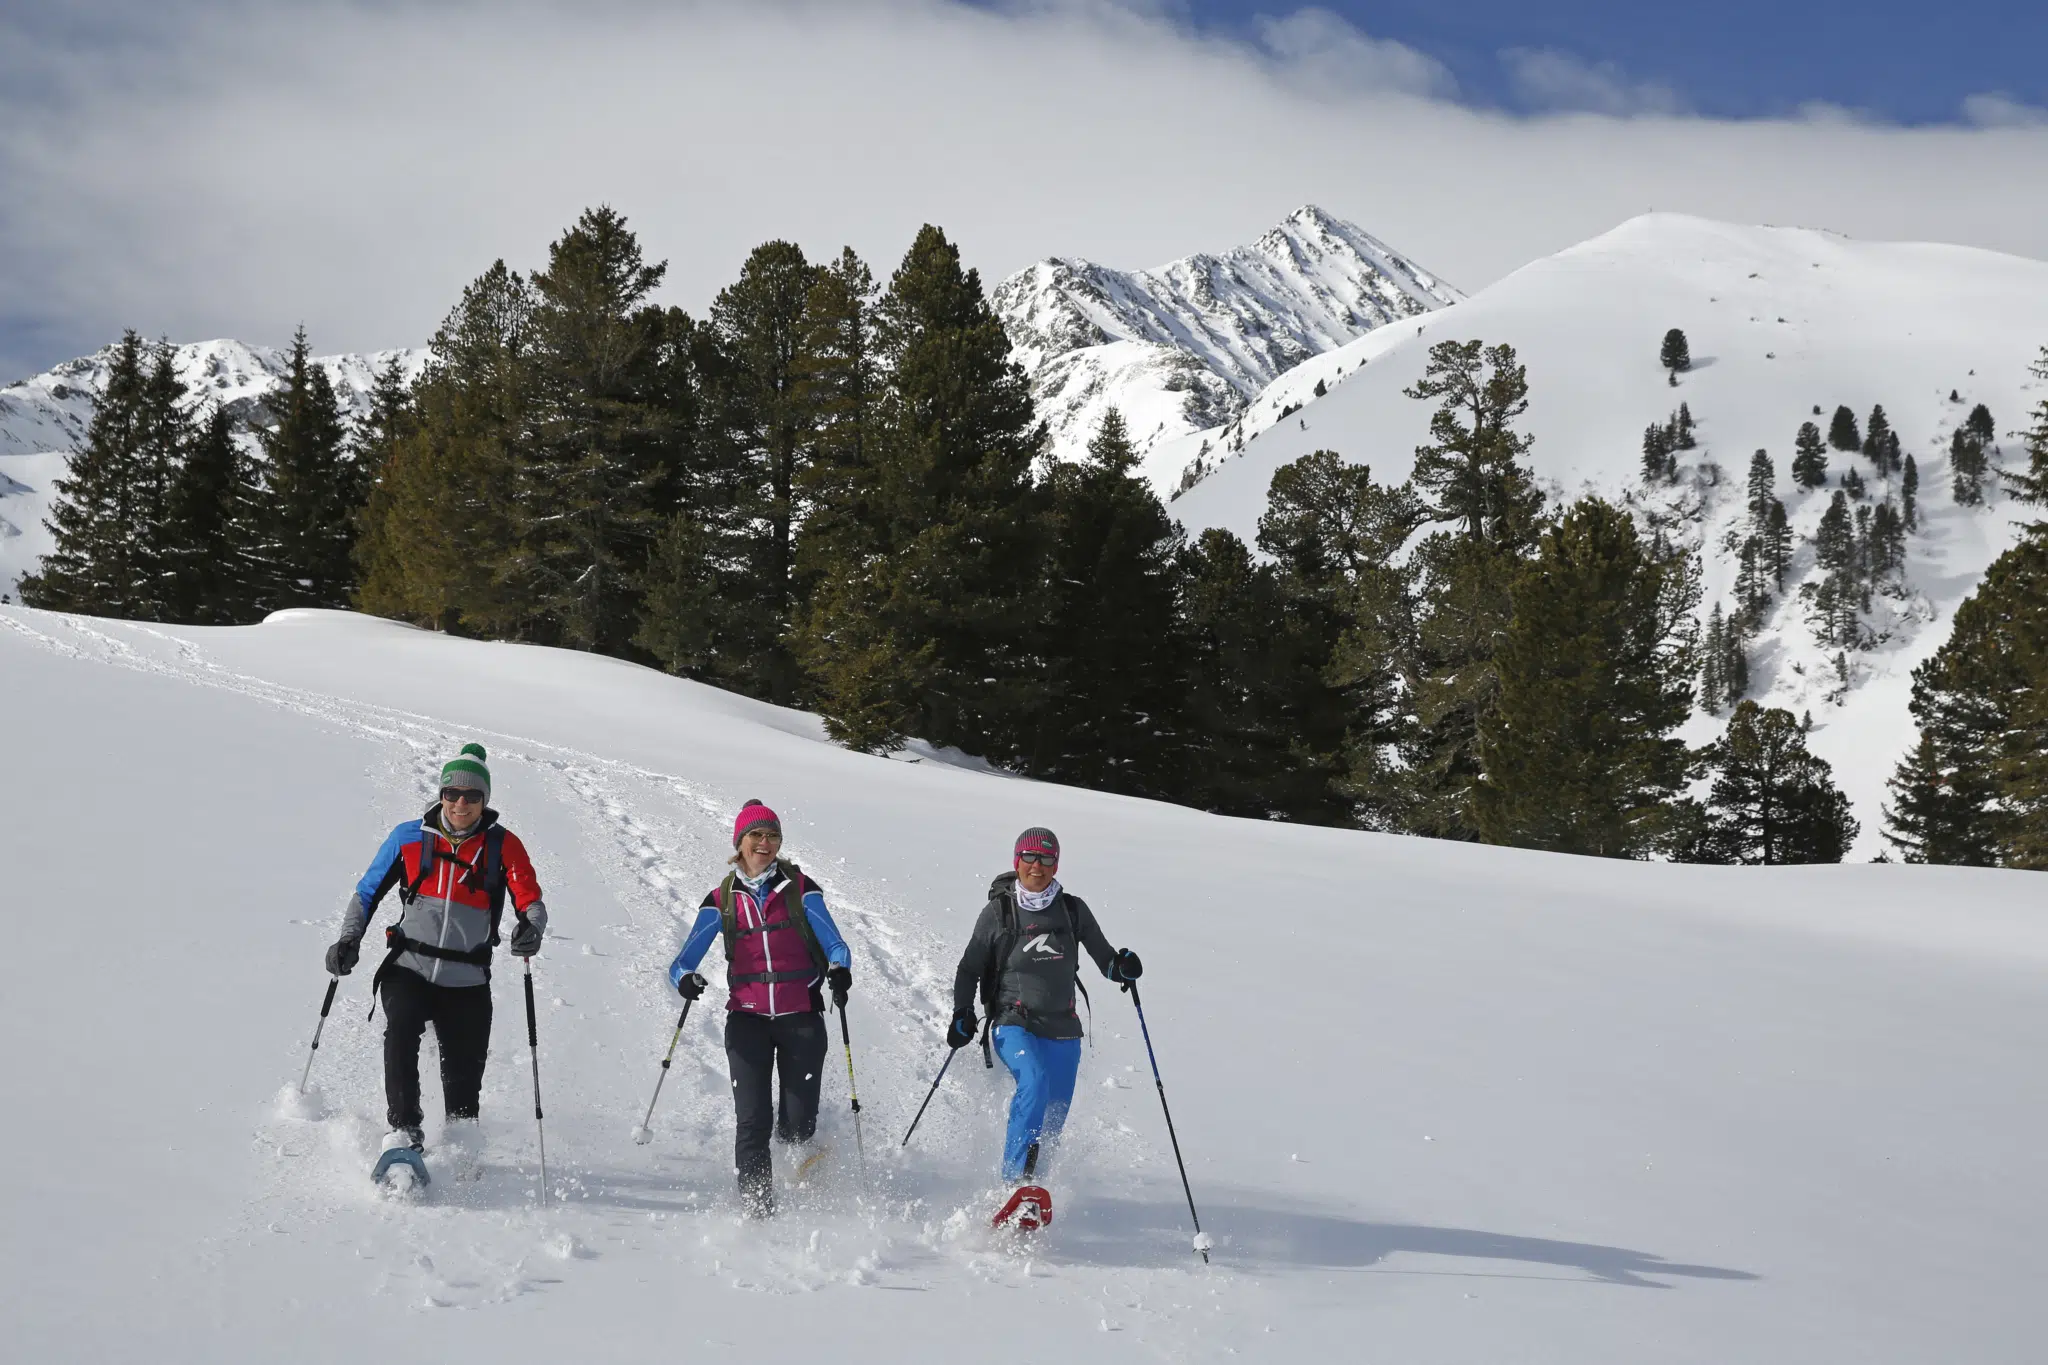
[{"xmin": 1057, "ymin": 1190, "xmax": 1760, "ymax": 1289}]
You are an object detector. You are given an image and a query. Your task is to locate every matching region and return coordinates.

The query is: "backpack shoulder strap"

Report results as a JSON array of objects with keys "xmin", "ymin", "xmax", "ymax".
[
  {"xmin": 483, "ymin": 825, "xmax": 508, "ymax": 945},
  {"xmin": 716, "ymin": 874, "xmax": 739, "ymax": 961},
  {"xmin": 778, "ymin": 861, "xmax": 829, "ymax": 973}
]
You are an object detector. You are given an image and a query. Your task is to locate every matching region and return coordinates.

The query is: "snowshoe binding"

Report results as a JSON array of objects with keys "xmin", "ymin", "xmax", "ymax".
[{"xmin": 991, "ymin": 1184, "xmax": 1052, "ymax": 1233}]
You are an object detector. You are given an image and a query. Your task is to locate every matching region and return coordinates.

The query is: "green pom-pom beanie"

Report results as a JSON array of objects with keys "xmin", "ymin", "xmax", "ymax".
[{"xmin": 440, "ymin": 743, "xmax": 491, "ymax": 800}]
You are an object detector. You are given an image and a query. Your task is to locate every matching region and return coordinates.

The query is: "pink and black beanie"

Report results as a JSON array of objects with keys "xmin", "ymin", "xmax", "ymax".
[
  {"xmin": 733, "ymin": 799, "xmax": 781, "ymax": 848},
  {"xmin": 1014, "ymin": 827, "xmax": 1060, "ymax": 863}
]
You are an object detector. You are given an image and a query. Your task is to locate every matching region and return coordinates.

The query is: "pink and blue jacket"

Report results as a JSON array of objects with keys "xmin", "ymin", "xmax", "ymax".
[{"xmin": 668, "ymin": 867, "xmax": 850, "ymax": 1017}]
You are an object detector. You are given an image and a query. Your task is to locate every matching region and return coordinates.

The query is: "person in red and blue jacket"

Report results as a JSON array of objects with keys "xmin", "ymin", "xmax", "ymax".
[
  {"xmin": 324, "ymin": 743, "xmax": 547, "ymax": 1153},
  {"xmin": 669, "ymin": 799, "xmax": 852, "ymax": 1216}
]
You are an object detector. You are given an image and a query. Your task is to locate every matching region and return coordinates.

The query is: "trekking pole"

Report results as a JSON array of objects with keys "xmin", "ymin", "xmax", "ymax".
[
  {"xmin": 631, "ymin": 999, "xmax": 693, "ymax": 1145},
  {"xmin": 836, "ymin": 1000, "xmax": 868, "ymax": 1184},
  {"xmin": 1128, "ymin": 982, "xmax": 1209, "ymax": 1263},
  {"xmin": 297, "ymin": 975, "xmax": 340, "ymax": 1095},
  {"xmin": 899, "ymin": 1049, "xmax": 956, "ymax": 1148},
  {"xmin": 522, "ymin": 959, "xmax": 550, "ymax": 1205}
]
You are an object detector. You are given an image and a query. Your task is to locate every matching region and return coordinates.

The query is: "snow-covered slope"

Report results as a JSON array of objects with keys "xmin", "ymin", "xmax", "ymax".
[
  {"xmin": 0, "ymin": 339, "xmax": 427, "ymax": 596},
  {"xmin": 994, "ymin": 206, "xmax": 1460, "ymax": 463},
  {"xmin": 1171, "ymin": 214, "xmax": 2048, "ymax": 853},
  {"xmin": 2, "ymin": 604, "xmax": 2044, "ymax": 1362}
]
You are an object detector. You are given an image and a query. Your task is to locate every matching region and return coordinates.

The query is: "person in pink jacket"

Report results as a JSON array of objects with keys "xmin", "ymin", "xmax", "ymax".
[{"xmin": 668, "ymin": 800, "xmax": 852, "ymax": 1215}]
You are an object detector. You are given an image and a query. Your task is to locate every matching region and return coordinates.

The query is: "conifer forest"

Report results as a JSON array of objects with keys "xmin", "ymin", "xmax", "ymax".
[{"xmin": 22, "ymin": 207, "xmax": 2048, "ymax": 868}]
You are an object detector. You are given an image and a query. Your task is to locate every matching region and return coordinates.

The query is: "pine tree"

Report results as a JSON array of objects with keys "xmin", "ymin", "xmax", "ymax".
[
  {"xmin": 1312, "ymin": 377, "xmax": 1328, "ymax": 398},
  {"xmin": 1867, "ymin": 501, "xmax": 1905, "ymax": 580},
  {"xmin": 1178, "ymin": 527, "xmax": 1346, "ymax": 821},
  {"xmin": 1746, "ymin": 449, "xmax": 1775, "ymax": 529},
  {"xmin": 1674, "ymin": 402, "xmax": 1697, "ymax": 449},
  {"xmin": 162, "ymin": 405, "xmax": 260, "ymax": 623},
  {"xmin": 251, "ymin": 327, "xmax": 356, "ymax": 611},
  {"xmin": 1025, "ymin": 408, "xmax": 1191, "ymax": 798},
  {"xmin": 1884, "ymin": 529, "xmax": 2048, "ymax": 865},
  {"xmin": 1405, "ymin": 341, "xmax": 1543, "ymax": 548},
  {"xmin": 1398, "ymin": 340, "xmax": 1545, "ymax": 840},
  {"xmin": 1965, "ymin": 402, "xmax": 1996, "ymax": 445},
  {"xmin": 1734, "ymin": 535, "xmax": 1771, "ymax": 625},
  {"xmin": 799, "ymin": 224, "xmax": 1046, "ymax": 759},
  {"xmin": 1902, "ymin": 454, "xmax": 1919, "ymax": 530},
  {"xmin": 1473, "ymin": 497, "xmax": 1698, "ymax": 857},
  {"xmin": 1997, "ymin": 347, "xmax": 2048, "ymax": 511},
  {"xmin": 20, "ymin": 333, "xmax": 184, "ymax": 619},
  {"xmin": 701, "ymin": 239, "xmax": 823, "ymax": 702},
  {"xmin": 1883, "ymin": 733, "xmax": 1996, "ymax": 865},
  {"xmin": 1828, "ymin": 404, "xmax": 1860, "ymax": 452},
  {"xmin": 1861, "ymin": 404, "xmax": 1895, "ymax": 473},
  {"xmin": 1693, "ymin": 701, "xmax": 1858, "ymax": 864},
  {"xmin": 1842, "ymin": 467, "xmax": 1867, "ymax": 500},
  {"xmin": 1792, "ymin": 420, "xmax": 1828, "ymax": 488},
  {"xmin": 1815, "ymin": 490, "xmax": 1854, "ymax": 572},
  {"xmin": 1660, "ymin": 328, "xmax": 1691, "ymax": 379},
  {"xmin": 1950, "ymin": 426, "xmax": 1986, "ymax": 506},
  {"xmin": 503, "ymin": 207, "xmax": 680, "ymax": 653},
  {"xmin": 1259, "ymin": 448, "xmax": 1423, "ymax": 828},
  {"xmin": 356, "ymin": 261, "xmax": 535, "ymax": 631},
  {"xmin": 1765, "ymin": 498, "xmax": 1792, "ymax": 589},
  {"xmin": 1641, "ymin": 421, "xmax": 1675, "ymax": 483}
]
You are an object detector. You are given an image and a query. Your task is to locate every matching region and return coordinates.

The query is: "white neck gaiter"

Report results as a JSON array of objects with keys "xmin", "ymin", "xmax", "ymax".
[{"xmin": 1016, "ymin": 878, "xmax": 1061, "ymax": 912}]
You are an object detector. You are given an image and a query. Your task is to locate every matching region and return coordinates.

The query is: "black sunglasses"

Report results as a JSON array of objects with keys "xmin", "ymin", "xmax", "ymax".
[
  {"xmin": 1017, "ymin": 851, "xmax": 1057, "ymax": 866},
  {"xmin": 439, "ymin": 787, "xmax": 485, "ymax": 805}
]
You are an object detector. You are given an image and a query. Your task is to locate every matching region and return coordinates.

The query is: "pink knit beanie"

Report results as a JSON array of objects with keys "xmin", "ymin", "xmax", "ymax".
[{"xmin": 733, "ymin": 799, "xmax": 781, "ymax": 848}]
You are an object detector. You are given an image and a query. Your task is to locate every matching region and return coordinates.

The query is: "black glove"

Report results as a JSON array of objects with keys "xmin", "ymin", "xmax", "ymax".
[
  {"xmin": 677, "ymin": 971, "xmax": 708, "ymax": 1001},
  {"xmin": 1110, "ymin": 948, "xmax": 1143, "ymax": 986},
  {"xmin": 827, "ymin": 965, "xmax": 852, "ymax": 1007},
  {"xmin": 325, "ymin": 937, "xmax": 360, "ymax": 976},
  {"xmin": 946, "ymin": 1010, "xmax": 978, "ymax": 1050},
  {"xmin": 508, "ymin": 916, "xmax": 543, "ymax": 958}
]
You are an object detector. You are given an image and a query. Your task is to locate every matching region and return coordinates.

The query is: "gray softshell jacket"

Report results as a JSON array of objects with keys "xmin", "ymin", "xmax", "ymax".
[{"xmin": 952, "ymin": 872, "xmax": 1116, "ymax": 1042}]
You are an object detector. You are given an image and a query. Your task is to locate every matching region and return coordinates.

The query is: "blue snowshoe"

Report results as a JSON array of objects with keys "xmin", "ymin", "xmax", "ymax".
[{"xmin": 372, "ymin": 1130, "xmax": 431, "ymax": 1191}]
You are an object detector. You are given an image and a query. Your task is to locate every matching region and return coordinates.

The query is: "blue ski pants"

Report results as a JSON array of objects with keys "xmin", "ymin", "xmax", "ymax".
[{"xmin": 993, "ymin": 1025, "xmax": 1082, "ymax": 1183}]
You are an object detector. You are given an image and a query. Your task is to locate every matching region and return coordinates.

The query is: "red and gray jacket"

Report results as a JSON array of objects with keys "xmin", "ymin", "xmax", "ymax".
[
  {"xmin": 668, "ymin": 861, "xmax": 851, "ymax": 1017},
  {"xmin": 339, "ymin": 805, "xmax": 546, "ymax": 990}
]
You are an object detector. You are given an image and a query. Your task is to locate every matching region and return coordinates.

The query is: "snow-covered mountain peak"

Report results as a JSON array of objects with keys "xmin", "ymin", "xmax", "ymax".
[{"xmin": 993, "ymin": 206, "xmax": 1460, "ymax": 463}]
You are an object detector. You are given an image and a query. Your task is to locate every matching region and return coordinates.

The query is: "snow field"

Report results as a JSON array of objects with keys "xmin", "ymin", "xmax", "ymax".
[{"xmin": 2, "ymin": 606, "xmax": 2046, "ymax": 1362}]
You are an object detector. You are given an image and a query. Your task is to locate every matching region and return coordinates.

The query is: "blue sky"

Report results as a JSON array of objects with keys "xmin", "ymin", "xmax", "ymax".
[{"xmin": 1147, "ymin": 0, "xmax": 2047, "ymax": 123}]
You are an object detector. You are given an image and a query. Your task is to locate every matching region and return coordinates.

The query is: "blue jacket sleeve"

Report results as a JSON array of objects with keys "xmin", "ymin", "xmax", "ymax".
[
  {"xmin": 345, "ymin": 821, "xmax": 417, "ymax": 924},
  {"xmin": 804, "ymin": 890, "xmax": 852, "ymax": 968},
  {"xmin": 668, "ymin": 906, "xmax": 722, "ymax": 988}
]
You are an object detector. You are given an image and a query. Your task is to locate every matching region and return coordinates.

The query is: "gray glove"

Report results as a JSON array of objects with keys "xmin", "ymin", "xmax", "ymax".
[
  {"xmin": 508, "ymin": 915, "xmax": 543, "ymax": 958},
  {"xmin": 325, "ymin": 937, "xmax": 360, "ymax": 976}
]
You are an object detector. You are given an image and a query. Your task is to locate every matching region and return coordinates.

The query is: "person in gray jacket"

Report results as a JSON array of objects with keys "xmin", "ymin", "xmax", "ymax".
[
  {"xmin": 323, "ymin": 744, "xmax": 547, "ymax": 1151},
  {"xmin": 948, "ymin": 827, "xmax": 1141, "ymax": 1185}
]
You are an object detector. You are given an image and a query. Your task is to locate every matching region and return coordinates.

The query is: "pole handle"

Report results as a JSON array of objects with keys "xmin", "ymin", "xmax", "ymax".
[{"xmin": 318, "ymin": 975, "xmax": 338, "ymax": 1019}]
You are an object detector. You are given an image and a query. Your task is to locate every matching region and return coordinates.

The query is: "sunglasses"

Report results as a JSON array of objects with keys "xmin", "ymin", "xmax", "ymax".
[
  {"xmin": 439, "ymin": 787, "xmax": 485, "ymax": 805},
  {"xmin": 1017, "ymin": 851, "xmax": 1057, "ymax": 866}
]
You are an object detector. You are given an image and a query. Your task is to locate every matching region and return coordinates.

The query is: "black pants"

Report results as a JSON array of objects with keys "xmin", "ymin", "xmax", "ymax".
[
  {"xmin": 725, "ymin": 1010, "xmax": 828, "ymax": 1206},
  {"xmin": 380, "ymin": 966, "xmax": 493, "ymax": 1132}
]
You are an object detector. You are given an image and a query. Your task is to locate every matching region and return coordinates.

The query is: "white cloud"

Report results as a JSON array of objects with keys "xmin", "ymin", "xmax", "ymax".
[
  {"xmin": 1500, "ymin": 47, "xmax": 1683, "ymax": 117},
  {"xmin": 1962, "ymin": 92, "xmax": 2048, "ymax": 129},
  {"xmin": 1254, "ymin": 8, "xmax": 1457, "ymax": 99},
  {"xmin": 0, "ymin": 0, "xmax": 2045, "ymax": 380}
]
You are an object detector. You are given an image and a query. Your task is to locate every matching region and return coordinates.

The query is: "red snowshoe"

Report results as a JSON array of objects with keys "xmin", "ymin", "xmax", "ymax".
[{"xmin": 991, "ymin": 1185, "xmax": 1052, "ymax": 1233}]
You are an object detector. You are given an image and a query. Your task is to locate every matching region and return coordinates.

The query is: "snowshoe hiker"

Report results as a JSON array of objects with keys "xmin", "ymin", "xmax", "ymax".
[
  {"xmin": 948, "ymin": 827, "xmax": 1142, "ymax": 1225},
  {"xmin": 324, "ymin": 743, "xmax": 547, "ymax": 1174},
  {"xmin": 668, "ymin": 799, "xmax": 853, "ymax": 1217}
]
